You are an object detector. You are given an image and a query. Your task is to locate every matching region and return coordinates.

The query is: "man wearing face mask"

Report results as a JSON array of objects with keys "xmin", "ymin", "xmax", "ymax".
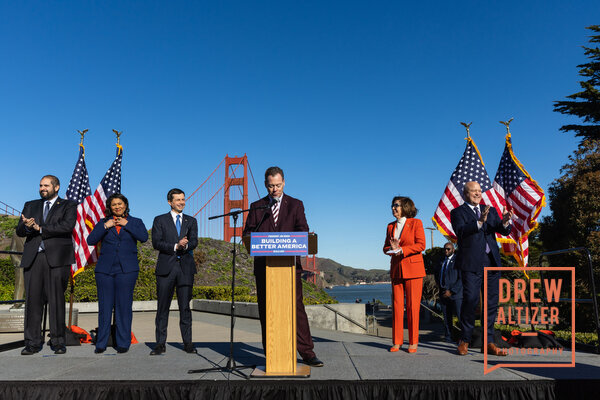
[
  {"xmin": 16, "ymin": 175, "xmax": 77, "ymax": 355},
  {"xmin": 243, "ymin": 166, "xmax": 323, "ymax": 368}
]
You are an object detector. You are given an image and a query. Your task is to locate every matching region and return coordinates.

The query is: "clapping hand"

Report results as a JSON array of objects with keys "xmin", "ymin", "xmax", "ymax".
[
  {"xmin": 502, "ymin": 207, "xmax": 513, "ymax": 224},
  {"xmin": 177, "ymin": 236, "xmax": 188, "ymax": 250},
  {"xmin": 21, "ymin": 215, "xmax": 40, "ymax": 231},
  {"xmin": 478, "ymin": 206, "xmax": 490, "ymax": 223}
]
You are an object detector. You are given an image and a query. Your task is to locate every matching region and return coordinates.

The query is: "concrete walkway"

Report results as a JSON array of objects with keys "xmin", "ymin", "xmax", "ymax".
[{"xmin": 1, "ymin": 310, "xmax": 598, "ymax": 382}]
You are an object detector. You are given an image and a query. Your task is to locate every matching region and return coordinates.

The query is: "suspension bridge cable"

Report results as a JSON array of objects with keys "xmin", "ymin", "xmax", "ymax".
[
  {"xmin": 186, "ymin": 157, "xmax": 226, "ymax": 200},
  {"xmin": 246, "ymin": 159, "xmax": 261, "ymax": 199},
  {"xmin": 191, "ymin": 161, "xmax": 243, "ymax": 218}
]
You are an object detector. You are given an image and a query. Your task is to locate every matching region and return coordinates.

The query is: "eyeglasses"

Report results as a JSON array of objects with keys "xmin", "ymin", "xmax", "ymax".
[
  {"xmin": 444, "ymin": 248, "xmax": 453, "ymax": 251},
  {"xmin": 391, "ymin": 203, "xmax": 401, "ymax": 209}
]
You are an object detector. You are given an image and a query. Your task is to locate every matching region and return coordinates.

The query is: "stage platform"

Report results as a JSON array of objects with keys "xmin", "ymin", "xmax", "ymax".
[{"xmin": 0, "ymin": 310, "xmax": 598, "ymax": 399}]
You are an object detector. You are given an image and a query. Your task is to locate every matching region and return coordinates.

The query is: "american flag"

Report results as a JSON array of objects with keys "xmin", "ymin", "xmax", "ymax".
[
  {"xmin": 66, "ymin": 144, "xmax": 123, "ymax": 276},
  {"xmin": 66, "ymin": 145, "xmax": 93, "ymax": 276},
  {"xmin": 432, "ymin": 137, "xmax": 503, "ymax": 240},
  {"xmin": 492, "ymin": 134, "xmax": 545, "ymax": 267}
]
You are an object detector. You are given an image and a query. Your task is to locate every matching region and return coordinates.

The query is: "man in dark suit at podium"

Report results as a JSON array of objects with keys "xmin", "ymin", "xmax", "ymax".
[
  {"xmin": 243, "ymin": 166, "xmax": 323, "ymax": 367},
  {"xmin": 451, "ymin": 181, "xmax": 512, "ymax": 356},
  {"xmin": 150, "ymin": 188, "xmax": 198, "ymax": 355},
  {"xmin": 16, "ymin": 175, "xmax": 77, "ymax": 355},
  {"xmin": 435, "ymin": 242, "xmax": 462, "ymax": 343}
]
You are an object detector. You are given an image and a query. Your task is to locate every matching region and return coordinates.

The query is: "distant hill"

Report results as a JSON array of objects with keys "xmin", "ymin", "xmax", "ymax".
[{"xmin": 301, "ymin": 256, "xmax": 389, "ymax": 287}]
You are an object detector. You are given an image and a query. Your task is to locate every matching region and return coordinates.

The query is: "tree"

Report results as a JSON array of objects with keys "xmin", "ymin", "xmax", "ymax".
[
  {"xmin": 542, "ymin": 26, "xmax": 600, "ymax": 332},
  {"xmin": 554, "ymin": 25, "xmax": 600, "ymax": 141}
]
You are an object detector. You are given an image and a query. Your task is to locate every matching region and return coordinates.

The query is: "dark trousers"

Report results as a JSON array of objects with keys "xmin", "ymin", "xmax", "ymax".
[
  {"xmin": 23, "ymin": 252, "xmax": 69, "ymax": 348},
  {"xmin": 440, "ymin": 295, "xmax": 462, "ymax": 340},
  {"xmin": 95, "ymin": 268, "xmax": 138, "ymax": 349},
  {"xmin": 155, "ymin": 262, "xmax": 193, "ymax": 344},
  {"xmin": 460, "ymin": 263, "xmax": 500, "ymax": 343},
  {"xmin": 255, "ymin": 265, "xmax": 316, "ymax": 360}
]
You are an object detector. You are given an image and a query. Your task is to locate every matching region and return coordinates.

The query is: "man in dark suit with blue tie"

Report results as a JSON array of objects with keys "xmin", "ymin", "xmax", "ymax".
[
  {"xmin": 451, "ymin": 181, "xmax": 512, "ymax": 356},
  {"xmin": 150, "ymin": 188, "xmax": 198, "ymax": 355},
  {"xmin": 16, "ymin": 175, "xmax": 77, "ymax": 355},
  {"xmin": 435, "ymin": 242, "xmax": 462, "ymax": 343}
]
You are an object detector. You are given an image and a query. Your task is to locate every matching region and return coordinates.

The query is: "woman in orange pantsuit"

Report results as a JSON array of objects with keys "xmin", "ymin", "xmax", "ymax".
[{"xmin": 383, "ymin": 196, "xmax": 426, "ymax": 353}]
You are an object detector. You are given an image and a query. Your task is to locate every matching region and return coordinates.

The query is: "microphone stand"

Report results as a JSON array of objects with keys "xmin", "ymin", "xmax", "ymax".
[{"xmin": 188, "ymin": 207, "xmax": 259, "ymax": 379}]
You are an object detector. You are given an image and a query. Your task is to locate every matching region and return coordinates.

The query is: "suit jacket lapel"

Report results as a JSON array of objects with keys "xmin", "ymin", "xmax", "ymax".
[
  {"xmin": 46, "ymin": 197, "xmax": 64, "ymax": 222},
  {"xmin": 462, "ymin": 203, "xmax": 477, "ymax": 222},
  {"xmin": 399, "ymin": 219, "xmax": 412, "ymax": 243},
  {"xmin": 181, "ymin": 214, "xmax": 191, "ymax": 239},
  {"xmin": 165, "ymin": 213, "xmax": 180, "ymax": 239},
  {"xmin": 276, "ymin": 196, "xmax": 288, "ymax": 232},
  {"xmin": 261, "ymin": 197, "xmax": 275, "ymax": 231}
]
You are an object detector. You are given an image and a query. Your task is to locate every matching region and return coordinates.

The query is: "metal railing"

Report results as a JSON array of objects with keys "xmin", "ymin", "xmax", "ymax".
[
  {"xmin": 0, "ymin": 201, "xmax": 20, "ymax": 216},
  {"xmin": 323, "ymin": 304, "xmax": 367, "ymax": 331}
]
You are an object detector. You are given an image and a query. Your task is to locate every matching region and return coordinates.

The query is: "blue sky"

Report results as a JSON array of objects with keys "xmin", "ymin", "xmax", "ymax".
[{"xmin": 0, "ymin": 1, "xmax": 596, "ymax": 270}]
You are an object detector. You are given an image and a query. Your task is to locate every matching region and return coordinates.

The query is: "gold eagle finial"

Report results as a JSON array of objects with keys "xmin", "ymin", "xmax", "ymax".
[
  {"xmin": 499, "ymin": 118, "xmax": 514, "ymax": 135},
  {"xmin": 460, "ymin": 122, "xmax": 473, "ymax": 138}
]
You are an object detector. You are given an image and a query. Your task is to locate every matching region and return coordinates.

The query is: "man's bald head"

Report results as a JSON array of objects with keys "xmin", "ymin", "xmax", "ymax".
[{"xmin": 463, "ymin": 181, "xmax": 482, "ymax": 206}]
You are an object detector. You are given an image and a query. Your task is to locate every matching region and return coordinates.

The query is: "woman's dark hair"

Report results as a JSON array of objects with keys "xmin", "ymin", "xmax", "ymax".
[
  {"xmin": 391, "ymin": 196, "xmax": 418, "ymax": 218},
  {"xmin": 104, "ymin": 193, "xmax": 130, "ymax": 218}
]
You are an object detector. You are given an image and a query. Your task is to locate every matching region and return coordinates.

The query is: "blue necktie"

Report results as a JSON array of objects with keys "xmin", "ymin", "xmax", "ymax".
[
  {"xmin": 40, "ymin": 201, "xmax": 51, "ymax": 251},
  {"xmin": 43, "ymin": 201, "xmax": 50, "ymax": 222},
  {"xmin": 176, "ymin": 214, "xmax": 181, "ymax": 236}
]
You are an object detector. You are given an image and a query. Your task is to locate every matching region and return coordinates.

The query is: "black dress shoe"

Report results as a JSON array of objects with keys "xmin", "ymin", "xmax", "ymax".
[
  {"xmin": 21, "ymin": 346, "xmax": 40, "ymax": 355},
  {"xmin": 183, "ymin": 343, "xmax": 195, "ymax": 353},
  {"xmin": 150, "ymin": 344, "xmax": 165, "ymax": 355},
  {"xmin": 116, "ymin": 347, "xmax": 129, "ymax": 354},
  {"xmin": 53, "ymin": 345, "xmax": 67, "ymax": 355},
  {"xmin": 303, "ymin": 356, "xmax": 324, "ymax": 367},
  {"xmin": 94, "ymin": 348, "xmax": 106, "ymax": 354}
]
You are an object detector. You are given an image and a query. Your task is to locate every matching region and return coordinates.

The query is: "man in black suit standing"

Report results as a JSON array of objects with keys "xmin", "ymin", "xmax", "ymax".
[
  {"xmin": 435, "ymin": 242, "xmax": 462, "ymax": 343},
  {"xmin": 16, "ymin": 175, "xmax": 77, "ymax": 355},
  {"xmin": 242, "ymin": 166, "xmax": 323, "ymax": 367},
  {"xmin": 451, "ymin": 181, "xmax": 512, "ymax": 356},
  {"xmin": 150, "ymin": 188, "xmax": 198, "ymax": 355}
]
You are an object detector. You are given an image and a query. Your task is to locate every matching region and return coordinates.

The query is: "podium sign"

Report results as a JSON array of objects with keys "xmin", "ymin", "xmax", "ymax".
[
  {"xmin": 250, "ymin": 232, "xmax": 308, "ymax": 257},
  {"xmin": 247, "ymin": 232, "xmax": 314, "ymax": 378}
]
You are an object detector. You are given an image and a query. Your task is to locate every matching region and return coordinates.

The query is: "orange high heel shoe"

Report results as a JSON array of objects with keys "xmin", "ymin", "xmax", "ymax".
[
  {"xmin": 389, "ymin": 345, "xmax": 401, "ymax": 352},
  {"xmin": 407, "ymin": 344, "xmax": 418, "ymax": 353}
]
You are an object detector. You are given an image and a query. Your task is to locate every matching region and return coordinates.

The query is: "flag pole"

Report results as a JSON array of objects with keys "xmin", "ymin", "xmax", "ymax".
[
  {"xmin": 68, "ymin": 129, "xmax": 88, "ymax": 328},
  {"xmin": 460, "ymin": 121, "xmax": 472, "ymax": 138}
]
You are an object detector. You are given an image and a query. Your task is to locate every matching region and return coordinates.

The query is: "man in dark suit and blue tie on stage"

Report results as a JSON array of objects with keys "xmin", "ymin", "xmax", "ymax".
[
  {"xmin": 16, "ymin": 175, "xmax": 77, "ymax": 355},
  {"xmin": 243, "ymin": 166, "xmax": 323, "ymax": 367},
  {"xmin": 150, "ymin": 188, "xmax": 198, "ymax": 355},
  {"xmin": 451, "ymin": 181, "xmax": 512, "ymax": 356},
  {"xmin": 435, "ymin": 242, "xmax": 462, "ymax": 343}
]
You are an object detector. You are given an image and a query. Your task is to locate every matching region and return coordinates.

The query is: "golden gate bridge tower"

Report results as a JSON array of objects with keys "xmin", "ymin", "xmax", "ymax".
[
  {"xmin": 223, "ymin": 155, "xmax": 248, "ymax": 242},
  {"xmin": 186, "ymin": 154, "xmax": 319, "ymax": 281}
]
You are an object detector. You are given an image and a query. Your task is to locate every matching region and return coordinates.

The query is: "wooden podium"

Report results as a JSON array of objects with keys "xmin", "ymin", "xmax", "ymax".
[{"xmin": 245, "ymin": 233, "xmax": 317, "ymax": 378}]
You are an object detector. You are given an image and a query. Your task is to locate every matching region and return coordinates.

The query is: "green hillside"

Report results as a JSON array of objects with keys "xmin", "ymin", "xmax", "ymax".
[{"xmin": 0, "ymin": 215, "xmax": 335, "ymax": 304}]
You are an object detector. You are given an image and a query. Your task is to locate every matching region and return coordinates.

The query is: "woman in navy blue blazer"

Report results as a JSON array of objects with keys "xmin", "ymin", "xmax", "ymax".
[{"xmin": 87, "ymin": 193, "xmax": 148, "ymax": 353}]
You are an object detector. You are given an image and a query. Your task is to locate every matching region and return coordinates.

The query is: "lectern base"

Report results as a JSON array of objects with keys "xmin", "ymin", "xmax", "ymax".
[{"xmin": 250, "ymin": 364, "xmax": 311, "ymax": 378}]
